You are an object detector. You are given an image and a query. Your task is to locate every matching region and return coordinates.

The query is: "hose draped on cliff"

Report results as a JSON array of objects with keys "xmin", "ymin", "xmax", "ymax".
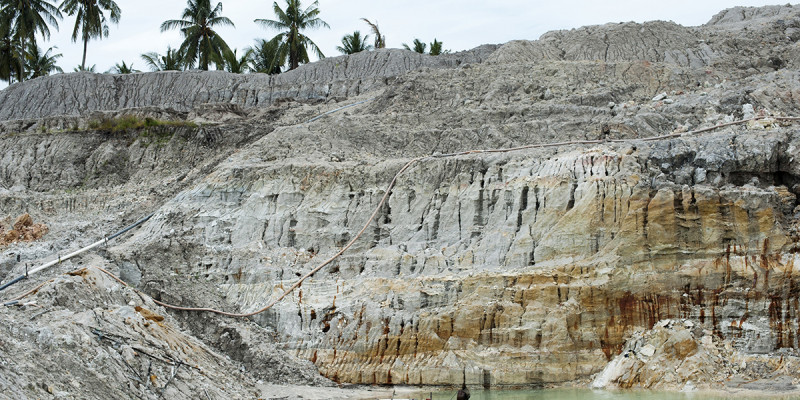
[
  {"xmin": 3, "ymin": 96, "xmax": 799, "ymax": 316},
  {"xmin": 0, "ymin": 214, "xmax": 154, "ymax": 305}
]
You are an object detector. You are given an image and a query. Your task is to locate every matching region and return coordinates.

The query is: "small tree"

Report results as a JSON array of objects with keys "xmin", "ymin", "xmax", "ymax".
[
  {"xmin": 73, "ymin": 64, "xmax": 95, "ymax": 71},
  {"xmin": 360, "ymin": 18, "xmax": 384, "ymax": 49},
  {"xmin": 25, "ymin": 42, "xmax": 62, "ymax": 78},
  {"xmin": 402, "ymin": 38, "xmax": 426, "ymax": 54},
  {"xmin": 141, "ymin": 46, "xmax": 185, "ymax": 71},
  {"xmin": 161, "ymin": 0, "xmax": 234, "ymax": 70},
  {"xmin": 255, "ymin": 0, "xmax": 329, "ymax": 70},
  {"xmin": 248, "ymin": 38, "xmax": 284, "ymax": 74},
  {"xmin": 222, "ymin": 48, "xmax": 252, "ymax": 73},
  {"xmin": 336, "ymin": 31, "xmax": 371, "ymax": 55},
  {"xmin": 403, "ymin": 38, "xmax": 448, "ymax": 55},
  {"xmin": 108, "ymin": 60, "xmax": 136, "ymax": 73},
  {"xmin": 429, "ymin": 39, "xmax": 444, "ymax": 56}
]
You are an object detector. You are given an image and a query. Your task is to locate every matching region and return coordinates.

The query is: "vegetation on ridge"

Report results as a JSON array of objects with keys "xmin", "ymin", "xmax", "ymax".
[
  {"xmin": 87, "ymin": 115, "xmax": 197, "ymax": 133},
  {"xmin": 0, "ymin": 0, "xmax": 451, "ymax": 82},
  {"xmin": 247, "ymin": 38, "xmax": 283, "ymax": 74},
  {"xmin": 0, "ymin": 0, "xmax": 62, "ymax": 82},
  {"xmin": 403, "ymin": 38, "xmax": 447, "ymax": 55},
  {"xmin": 360, "ymin": 18, "xmax": 384, "ymax": 49},
  {"xmin": 59, "ymin": 0, "xmax": 120, "ymax": 71},
  {"xmin": 160, "ymin": 0, "xmax": 234, "ymax": 71},
  {"xmin": 337, "ymin": 30, "xmax": 371, "ymax": 55},
  {"xmin": 255, "ymin": 0, "xmax": 329, "ymax": 71},
  {"xmin": 140, "ymin": 46, "xmax": 185, "ymax": 72},
  {"xmin": 107, "ymin": 59, "xmax": 135, "ymax": 74},
  {"xmin": 25, "ymin": 41, "xmax": 62, "ymax": 77}
]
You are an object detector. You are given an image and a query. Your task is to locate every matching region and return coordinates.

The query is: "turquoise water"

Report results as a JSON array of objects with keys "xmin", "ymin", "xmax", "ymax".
[{"xmin": 400, "ymin": 388, "xmax": 800, "ymax": 400}]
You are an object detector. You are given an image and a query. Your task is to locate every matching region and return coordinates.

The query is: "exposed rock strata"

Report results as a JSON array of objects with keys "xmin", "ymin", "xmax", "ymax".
[
  {"xmin": 0, "ymin": 45, "xmax": 497, "ymax": 122},
  {"xmin": 1, "ymin": 4, "xmax": 800, "ymax": 396},
  {"xmin": 122, "ymin": 128, "xmax": 800, "ymax": 386}
]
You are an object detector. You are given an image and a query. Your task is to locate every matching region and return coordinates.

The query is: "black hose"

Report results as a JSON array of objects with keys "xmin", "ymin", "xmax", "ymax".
[
  {"xmin": 0, "ymin": 213, "xmax": 155, "ymax": 294},
  {"xmin": 107, "ymin": 213, "xmax": 154, "ymax": 241},
  {"xmin": 0, "ymin": 275, "xmax": 26, "ymax": 292}
]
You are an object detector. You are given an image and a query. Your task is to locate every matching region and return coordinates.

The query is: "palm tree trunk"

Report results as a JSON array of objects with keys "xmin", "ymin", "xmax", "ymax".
[
  {"xmin": 82, "ymin": 37, "xmax": 88, "ymax": 70},
  {"xmin": 290, "ymin": 47, "xmax": 298, "ymax": 70},
  {"xmin": 17, "ymin": 37, "xmax": 25, "ymax": 82}
]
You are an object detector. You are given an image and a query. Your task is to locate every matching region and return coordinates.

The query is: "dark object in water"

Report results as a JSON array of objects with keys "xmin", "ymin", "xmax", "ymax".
[{"xmin": 457, "ymin": 368, "xmax": 470, "ymax": 400}]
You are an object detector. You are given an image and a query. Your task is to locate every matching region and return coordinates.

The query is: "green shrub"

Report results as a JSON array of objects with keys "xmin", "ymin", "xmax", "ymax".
[
  {"xmin": 82, "ymin": 115, "xmax": 197, "ymax": 135},
  {"xmin": 114, "ymin": 115, "xmax": 143, "ymax": 131}
]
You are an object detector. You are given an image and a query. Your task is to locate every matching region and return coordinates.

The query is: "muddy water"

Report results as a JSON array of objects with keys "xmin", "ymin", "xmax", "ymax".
[{"xmin": 401, "ymin": 388, "xmax": 800, "ymax": 400}]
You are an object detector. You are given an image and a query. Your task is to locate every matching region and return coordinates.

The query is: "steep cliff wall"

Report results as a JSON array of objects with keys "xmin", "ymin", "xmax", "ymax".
[
  {"xmin": 2, "ymin": 4, "xmax": 800, "ymax": 396},
  {"xmin": 121, "ymin": 128, "xmax": 800, "ymax": 386}
]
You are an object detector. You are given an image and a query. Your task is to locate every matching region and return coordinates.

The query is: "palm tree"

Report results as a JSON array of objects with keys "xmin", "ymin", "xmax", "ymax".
[
  {"xmin": 59, "ymin": 0, "xmax": 121, "ymax": 71},
  {"xmin": 0, "ymin": 17, "xmax": 22, "ymax": 83},
  {"xmin": 108, "ymin": 60, "xmax": 136, "ymax": 73},
  {"xmin": 360, "ymin": 18, "xmax": 384, "ymax": 49},
  {"xmin": 0, "ymin": 0, "xmax": 62, "ymax": 81},
  {"xmin": 73, "ymin": 63, "xmax": 95, "ymax": 71},
  {"xmin": 24, "ymin": 42, "xmax": 62, "ymax": 78},
  {"xmin": 402, "ymin": 38, "xmax": 448, "ymax": 55},
  {"xmin": 336, "ymin": 31, "xmax": 371, "ymax": 55},
  {"xmin": 255, "ymin": 0, "xmax": 328, "ymax": 70},
  {"xmin": 248, "ymin": 38, "xmax": 283, "ymax": 74},
  {"xmin": 161, "ymin": 0, "xmax": 234, "ymax": 70},
  {"xmin": 222, "ymin": 48, "xmax": 251, "ymax": 73},
  {"xmin": 429, "ymin": 39, "xmax": 444, "ymax": 56},
  {"xmin": 140, "ymin": 46, "xmax": 185, "ymax": 71},
  {"xmin": 403, "ymin": 39, "xmax": 426, "ymax": 54}
]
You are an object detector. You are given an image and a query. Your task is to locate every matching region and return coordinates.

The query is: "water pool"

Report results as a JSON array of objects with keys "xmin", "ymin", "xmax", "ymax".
[{"xmin": 398, "ymin": 388, "xmax": 800, "ymax": 400}]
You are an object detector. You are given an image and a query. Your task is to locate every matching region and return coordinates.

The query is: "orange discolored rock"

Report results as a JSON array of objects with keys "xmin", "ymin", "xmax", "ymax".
[
  {"xmin": 0, "ymin": 214, "xmax": 48, "ymax": 246},
  {"xmin": 12, "ymin": 213, "xmax": 33, "ymax": 230},
  {"xmin": 672, "ymin": 336, "xmax": 698, "ymax": 359},
  {"xmin": 135, "ymin": 306, "xmax": 165, "ymax": 322}
]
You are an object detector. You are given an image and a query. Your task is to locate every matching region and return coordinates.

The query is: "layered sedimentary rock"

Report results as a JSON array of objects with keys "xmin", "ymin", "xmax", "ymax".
[
  {"xmin": 124, "ymin": 128, "xmax": 800, "ymax": 386},
  {"xmin": 2, "ymin": 4, "xmax": 800, "ymax": 395}
]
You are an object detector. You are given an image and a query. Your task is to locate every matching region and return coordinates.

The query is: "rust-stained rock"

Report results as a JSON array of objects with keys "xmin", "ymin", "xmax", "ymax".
[
  {"xmin": 4, "ymin": 2, "xmax": 800, "ymax": 395},
  {"xmin": 592, "ymin": 319, "xmax": 800, "ymax": 391},
  {"xmin": 12, "ymin": 213, "xmax": 32, "ymax": 230},
  {"xmin": 0, "ymin": 214, "xmax": 48, "ymax": 246},
  {"xmin": 135, "ymin": 306, "xmax": 165, "ymax": 322}
]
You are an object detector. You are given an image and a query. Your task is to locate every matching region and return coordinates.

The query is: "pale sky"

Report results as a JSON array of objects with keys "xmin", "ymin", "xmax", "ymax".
[{"xmin": 9, "ymin": 1, "xmax": 800, "ymax": 74}]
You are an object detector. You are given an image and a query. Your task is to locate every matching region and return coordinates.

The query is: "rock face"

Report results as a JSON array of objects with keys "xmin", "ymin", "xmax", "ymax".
[
  {"xmin": 592, "ymin": 318, "xmax": 800, "ymax": 392},
  {"xmin": 127, "ymin": 129, "xmax": 800, "ymax": 386},
  {"xmin": 0, "ymin": 45, "xmax": 496, "ymax": 122},
  {"xmin": 0, "ymin": 267, "xmax": 328, "ymax": 399},
  {"xmin": 2, "ymin": 4, "xmax": 800, "ymax": 396}
]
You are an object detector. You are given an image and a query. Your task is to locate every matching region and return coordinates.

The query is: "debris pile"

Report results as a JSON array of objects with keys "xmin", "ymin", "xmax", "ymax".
[
  {"xmin": 0, "ymin": 267, "xmax": 316, "ymax": 399},
  {"xmin": 592, "ymin": 319, "xmax": 800, "ymax": 393},
  {"xmin": 0, "ymin": 214, "xmax": 48, "ymax": 246}
]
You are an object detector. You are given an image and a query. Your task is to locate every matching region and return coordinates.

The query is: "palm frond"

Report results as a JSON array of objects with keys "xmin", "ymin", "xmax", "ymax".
[
  {"xmin": 255, "ymin": 0, "xmax": 329, "ymax": 70},
  {"xmin": 160, "ymin": 18, "xmax": 191, "ymax": 32},
  {"xmin": 161, "ymin": 0, "xmax": 232, "ymax": 70}
]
